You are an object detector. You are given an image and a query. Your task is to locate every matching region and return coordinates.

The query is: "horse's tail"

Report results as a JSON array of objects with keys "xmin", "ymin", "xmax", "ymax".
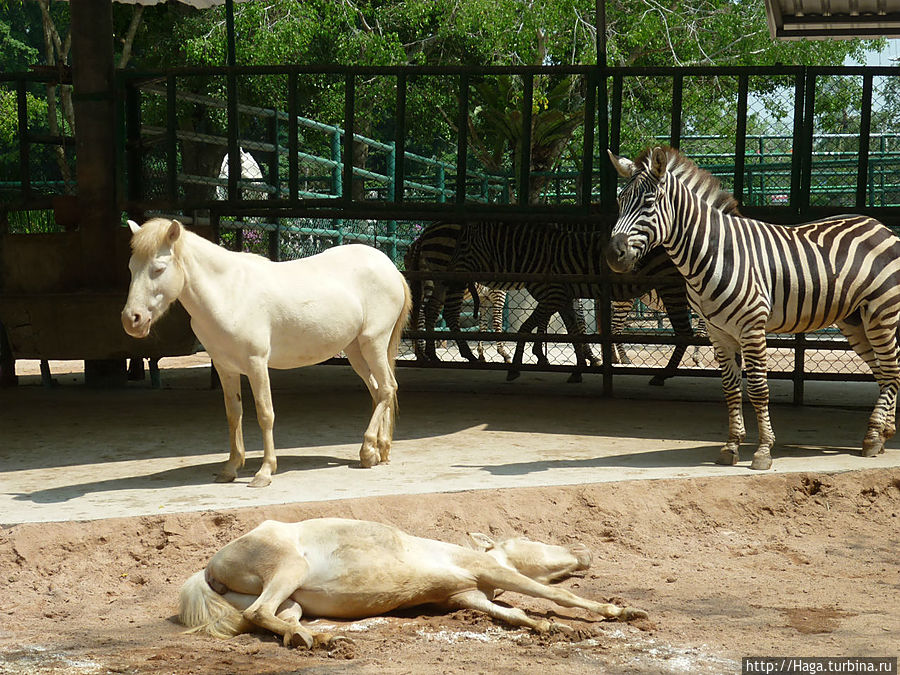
[
  {"xmin": 390, "ymin": 274, "xmax": 413, "ymax": 374},
  {"xmin": 178, "ymin": 570, "xmax": 247, "ymax": 640}
]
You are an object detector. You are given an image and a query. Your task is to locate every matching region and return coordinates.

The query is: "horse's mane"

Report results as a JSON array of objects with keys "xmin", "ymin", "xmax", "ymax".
[
  {"xmin": 635, "ymin": 146, "xmax": 740, "ymax": 215},
  {"xmin": 130, "ymin": 217, "xmax": 185, "ymax": 259}
]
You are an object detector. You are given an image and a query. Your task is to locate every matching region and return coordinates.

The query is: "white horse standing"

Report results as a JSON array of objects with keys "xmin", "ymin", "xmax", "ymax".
[{"xmin": 122, "ymin": 218, "xmax": 412, "ymax": 487}]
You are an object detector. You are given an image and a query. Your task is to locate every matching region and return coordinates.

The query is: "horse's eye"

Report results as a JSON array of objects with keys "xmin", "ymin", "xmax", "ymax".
[{"xmin": 150, "ymin": 264, "xmax": 166, "ymax": 279}]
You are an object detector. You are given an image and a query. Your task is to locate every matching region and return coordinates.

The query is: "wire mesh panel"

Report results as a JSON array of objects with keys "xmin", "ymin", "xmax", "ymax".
[
  {"xmin": 869, "ymin": 76, "xmax": 900, "ymax": 208},
  {"xmin": 744, "ymin": 74, "xmax": 796, "ymax": 208},
  {"xmin": 810, "ymin": 74, "xmax": 864, "ymax": 208}
]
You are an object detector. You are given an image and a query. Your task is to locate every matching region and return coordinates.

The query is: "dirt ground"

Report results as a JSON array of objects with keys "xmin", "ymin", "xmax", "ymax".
[
  {"xmin": 0, "ymin": 468, "xmax": 897, "ymax": 674},
  {"xmin": 2, "ymin": 357, "xmax": 899, "ymax": 673}
]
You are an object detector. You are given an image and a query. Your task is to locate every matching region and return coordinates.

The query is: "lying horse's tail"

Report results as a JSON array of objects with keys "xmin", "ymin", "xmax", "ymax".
[{"xmin": 178, "ymin": 570, "xmax": 248, "ymax": 639}]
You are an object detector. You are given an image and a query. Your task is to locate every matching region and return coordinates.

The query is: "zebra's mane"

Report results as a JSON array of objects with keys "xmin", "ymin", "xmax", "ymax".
[{"xmin": 636, "ymin": 146, "xmax": 740, "ymax": 216}]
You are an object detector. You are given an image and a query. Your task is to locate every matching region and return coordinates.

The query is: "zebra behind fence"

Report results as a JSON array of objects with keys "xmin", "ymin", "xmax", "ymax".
[
  {"xmin": 607, "ymin": 145, "xmax": 900, "ymax": 470},
  {"xmin": 406, "ymin": 220, "xmax": 700, "ymax": 384}
]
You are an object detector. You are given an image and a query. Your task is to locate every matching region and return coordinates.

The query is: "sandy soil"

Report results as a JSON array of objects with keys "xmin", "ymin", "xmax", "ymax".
[{"xmin": 1, "ymin": 468, "xmax": 898, "ymax": 674}]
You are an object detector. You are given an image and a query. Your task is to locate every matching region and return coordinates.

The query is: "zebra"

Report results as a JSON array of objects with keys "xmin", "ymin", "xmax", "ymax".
[
  {"xmin": 406, "ymin": 221, "xmax": 701, "ymax": 385},
  {"xmin": 474, "ymin": 285, "xmax": 511, "ymax": 364},
  {"xmin": 404, "ymin": 239, "xmax": 510, "ymax": 363},
  {"xmin": 606, "ymin": 145, "xmax": 900, "ymax": 470}
]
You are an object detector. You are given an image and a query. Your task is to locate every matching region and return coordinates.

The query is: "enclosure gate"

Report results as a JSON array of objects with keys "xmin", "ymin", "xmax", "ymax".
[{"xmin": 4, "ymin": 63, "xmax": 900, "ymax": 401}]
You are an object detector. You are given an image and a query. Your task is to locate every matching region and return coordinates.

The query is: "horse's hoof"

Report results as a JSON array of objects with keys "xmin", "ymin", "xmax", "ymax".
[
  {"xmin": 215, "ymin": 472, "xmax": 237, "ymax": 483},
  {"xmin": 861, "ymin": 436, "xmax": 883, "ymax": 457},
  {"xmin": 248, "ymin": 474, "xmax": 272, "ymax": 488},
  {"xmin": 506, "ymin": 370, "xmax": 521, "ymax": 381},
  {"xmin": 621, "ymin": 607, "xmax": 649, "ymax": 621},
  {"xmin": 566, "ymin": 372, "xmax": 583, "ymax": 384},
  {"xmin": 289, "ymin": 630, "xmax": 314, "ymax": 650},
  {"xmin": 359, "ymin": 450, "xmax": 378, "ymax": 468},
  {"xmin": 648, "ymin": 375, "xmax": 666, "ymax": 386}
]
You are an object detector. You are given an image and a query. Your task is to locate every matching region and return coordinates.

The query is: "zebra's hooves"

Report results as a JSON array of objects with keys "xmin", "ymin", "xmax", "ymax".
[
  {"xmin": 716, "ymin": 450, "xmax": 739, "ymax": 466},
  {"xmin": 861, "ymin": 436, "xmax": 884, "ymax": 457},
  {"xmin": 749, "ymin": 454, "xmax": 772, "ymax": 471},
  {"xmin": 648, "ymin": 375, "xmax": 666, "ymax": 386}
]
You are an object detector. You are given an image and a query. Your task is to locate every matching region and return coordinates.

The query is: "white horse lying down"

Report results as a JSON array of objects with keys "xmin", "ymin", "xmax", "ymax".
[
  {"xmin": 179, "ymin": 518, "xmax": 648, "ymax": 648},
  {"xmin": 122, "ymin": 218, "xmax": 412, "ymax": 487}
]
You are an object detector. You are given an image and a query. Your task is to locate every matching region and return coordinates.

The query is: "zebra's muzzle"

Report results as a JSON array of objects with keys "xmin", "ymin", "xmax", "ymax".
[{"xmin": 605, "ymin": 233, "xmax": 638, "ymax": 273}]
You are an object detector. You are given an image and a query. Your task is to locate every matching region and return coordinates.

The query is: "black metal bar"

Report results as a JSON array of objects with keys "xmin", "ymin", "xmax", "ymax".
[
  {"xmin": 800, "ymin": 70, "xmax": 816, "ymax": 216},
  {"xmin": 793, "ymin": 332, "xmax": 806, "ymax": 405},
  {"xmin": 125, "ymin": 82, "xmax": 143, "ymax": 207},
  {"xmin": 343, "ymin": 73, "xmax": 355, "ymax": 204},
  {"xmin": 581, "ymin": 70, "xmax": 596, "ymax": 210},
  {"xmin": 856, "ymin": 73, "xmax": 873, "ymax": 209},
  {"xmin": 166, "ymin": 74, "xmax": 178, "ymax": 202},
  {"xmin": 455, "ymin": 73, "xmax": 469, "ymax": 205},
  {"xmin": 670, "ymin": 73, "xmax": 683, "ymax": 149},
  {"xmin": 288, "ymin": 72, "xmax": 298, "ymax": 201},
  {"xmin": 394, "ymin": 72, "xmax": 407, "ymax": 203},
  {"xmin": 518, "ymin": 73, "xmax": 534, "ymax": 206},
  {"xmin": 17, "ymin": 81, "xmax": 31, "ymax": 202},
  {"xmin": 789, "ymin": 71, "xmax": 806, "ymax": 214},
  {"xmin": 609, "ymin": 73, "xmax": 623, "ymax": 153},
  {"xmin": 734, "ymin": 73, "xmax": 749, "ymax": 206}
]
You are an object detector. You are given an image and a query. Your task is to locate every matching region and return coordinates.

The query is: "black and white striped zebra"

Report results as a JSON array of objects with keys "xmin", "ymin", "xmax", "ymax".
[
  {"xmin": 406, "ymin": 221, "xmax": 700, "ymax": 384},
  {"xmin": 607, "ymin": 145, "xmax": 900, "ymax": 470}
]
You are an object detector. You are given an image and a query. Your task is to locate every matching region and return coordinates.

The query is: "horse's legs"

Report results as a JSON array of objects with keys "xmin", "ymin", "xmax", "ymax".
[
  {"xmin": 354, "ymin": 336, "xmax": 398, "ymax": 467},
  {"xmin": 215, "ymin": 366, "xmax": 246, "ymax": 484},
  {"xmin": 707, "ymin": 326, "xmax": 747, "ymax": 467},
  {"xmin": 245, "ymin": 358, "xmax": 277, "ymax": 487}
]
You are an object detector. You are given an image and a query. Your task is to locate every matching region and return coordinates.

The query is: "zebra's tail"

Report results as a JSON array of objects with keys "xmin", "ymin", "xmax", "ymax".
[
  {"xmin": 178, "ymin": 570, "xmax": 247, "ymax": 640},
  {"xmin": 403, "ymin": 238, "xmax": 426, "ymax": 359}
]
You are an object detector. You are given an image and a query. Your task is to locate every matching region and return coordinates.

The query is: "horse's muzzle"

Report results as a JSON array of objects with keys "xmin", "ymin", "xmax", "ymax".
[
  {"xmin": 605, "ymin": 233, "xmax": 637, "ymax": 273},
  {"xmin": 121, "ymin": 307, "xmax": 151, "ymax": 338}
]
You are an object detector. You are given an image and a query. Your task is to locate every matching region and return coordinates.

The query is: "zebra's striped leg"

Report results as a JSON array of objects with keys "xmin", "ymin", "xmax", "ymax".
[
  {"xmin": 709, "ymin": 330, "xmax": 746, "ymax": 466},
  {"xmin": 610, "ymin": 300, "xmax": 633, "ymax": 366},
  {"xmin": 559, "ymin": 301, "xmax": 592, "ymax": 384},
  {"xmin": 491, "ymin": 294, "xmax": 512, "ymax": 364},
  {"xmin": 442, "ymin": 287, "xmax": 478, "ymax": 363},
  {"xmin": 652, "ymin": 296, "xmax": 693, "ymax": 386},
  {"xmin": 839, "ymin": 317, "xmax": 899, "ymax": 456},
  {"xmin": 740, "ymin": 331, "xmax": 775, "ymax": 471},
  {"xmin": 509, "ymin": 305, "xmax": 554, "ymax": 381},
  {"xmin": 421, "ymin": 283, "xmax": 445, "ymax": 362}
]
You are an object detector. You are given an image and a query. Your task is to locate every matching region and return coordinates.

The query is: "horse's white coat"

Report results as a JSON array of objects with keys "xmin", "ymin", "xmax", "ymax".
[
  {"xmin": 178, "ymin": 518, "xmax": 647, "ymax": 648},
  {"xmin": 122, "ymin": 218, "xmax": 411, "ymax": 486}
]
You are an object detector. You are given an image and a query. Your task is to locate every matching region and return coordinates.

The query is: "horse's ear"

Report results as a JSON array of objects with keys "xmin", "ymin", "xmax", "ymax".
[
  {"xmin": 650, "ymin": 146, "xmax": 668, "ymax": 179},
  {"xmin": 607, "ymin": 149, "xmax": 635, "ymax": 178},
  {"xmin": 127, "ymin": 219, "xmax": 141, "ymax": 234},
  {"xmin": 166, "ymin": 219, "xmax": 183, "ymax": 244},
  {"xmin": 468, "ymin": 532, "xmax": 496, "ymax": 552}
]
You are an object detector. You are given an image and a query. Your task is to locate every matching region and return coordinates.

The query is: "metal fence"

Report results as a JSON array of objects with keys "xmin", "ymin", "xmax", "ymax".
[{"xmin": 3, "ymin": 63, "xmax": 900, "ymax": 400}]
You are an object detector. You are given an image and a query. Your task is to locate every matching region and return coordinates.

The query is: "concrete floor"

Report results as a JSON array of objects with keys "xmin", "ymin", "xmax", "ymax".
[{"xmin": 2, "ymin": 358, "xmax": 898, "ymax": 525}]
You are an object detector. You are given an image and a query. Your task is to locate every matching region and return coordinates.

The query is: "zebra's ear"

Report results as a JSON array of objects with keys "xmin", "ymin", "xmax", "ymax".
[
  {"xmin": 650, "ymin": 146, "xmax": 668, "ymax": 179},
  {"xmin": 607, "ymin": 149, "xmax": 635, "ymax": 178}
]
